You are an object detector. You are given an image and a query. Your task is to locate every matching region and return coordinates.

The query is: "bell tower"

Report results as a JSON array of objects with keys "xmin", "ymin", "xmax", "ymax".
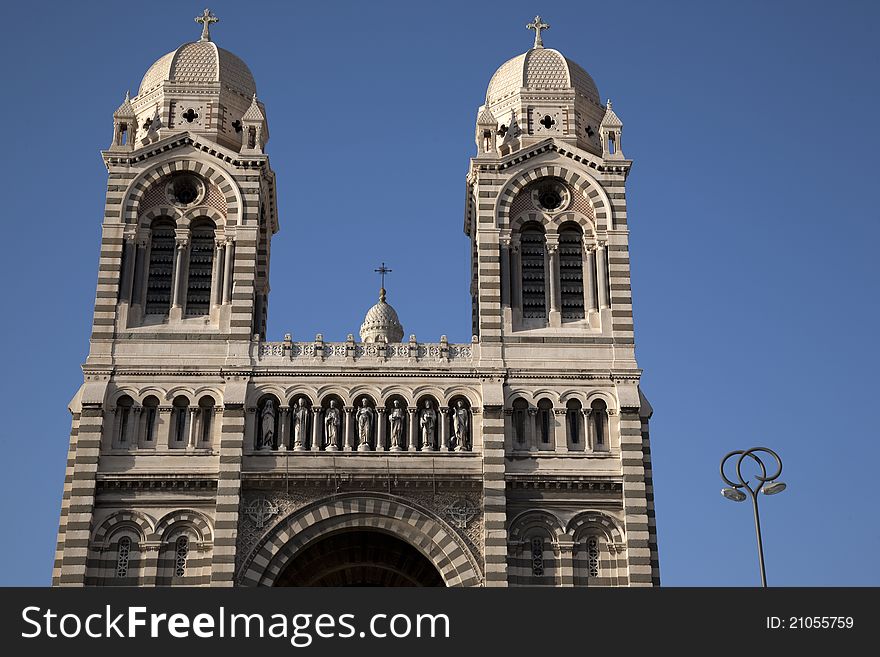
[{"xmin": 464, "ymin": 17, "xmax": 659, "ymax": 586}]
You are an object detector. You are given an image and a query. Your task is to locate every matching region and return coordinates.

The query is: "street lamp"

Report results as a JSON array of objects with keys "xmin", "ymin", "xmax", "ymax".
[{"xmin": 719, "ymin": 447, "xmax": 786, "ymax": 587}]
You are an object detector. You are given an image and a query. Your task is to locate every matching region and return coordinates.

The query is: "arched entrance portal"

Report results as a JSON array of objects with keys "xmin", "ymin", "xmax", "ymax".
[{"xmin": 274, "ymin": 530, "xmax": 445, "ymax": 586}]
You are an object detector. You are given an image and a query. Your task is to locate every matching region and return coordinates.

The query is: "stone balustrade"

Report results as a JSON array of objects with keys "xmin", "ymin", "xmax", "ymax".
[{"xmin": 255, "ymin": 335, "xmax": 476, "ymax": 363}]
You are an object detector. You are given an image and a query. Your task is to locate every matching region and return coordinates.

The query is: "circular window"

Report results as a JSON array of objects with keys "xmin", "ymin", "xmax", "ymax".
[
  {"xmin": 530, "ymin": 180, "xmax": 570, "ymax": 213},
  {"xmin": 165, "ymin": 174, "xmax": 205, "ymax": 208}
]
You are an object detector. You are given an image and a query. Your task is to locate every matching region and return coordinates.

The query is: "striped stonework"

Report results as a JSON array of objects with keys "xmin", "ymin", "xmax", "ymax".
[
  {"xmin": 237, "ymin": 493, "xmax": 482, "ymax": 587},
  {"xmin": 619, "ymin": 408, "xmax": 653, "ymax": 586},
  {"xmin": 481, "ymin": 404, "xmax": 508, "ymax": 586},
  {"xmin": 51, "ymin": 411, "xmax": 81, "ymax": 586},
  {"xmin": 211, "ymin": 405, "xmax": 246, "ymax": 585}
]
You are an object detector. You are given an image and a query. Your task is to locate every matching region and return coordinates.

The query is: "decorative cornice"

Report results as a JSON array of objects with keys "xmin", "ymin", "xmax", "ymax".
[{"xmin": 102, "ymin": 133, "xmax": 270, "ymax": 171}]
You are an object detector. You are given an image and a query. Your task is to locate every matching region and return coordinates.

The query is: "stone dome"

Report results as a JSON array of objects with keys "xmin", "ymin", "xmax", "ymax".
[
  {"xmin": 486, "ymin": 47, "xmax": 600, "ymax": 107},
  {"xmin": 359, "ymin": 289, "xmax": 404, "ymax": 344},
  {"xmin": 138, "ymin": 40, "xmax": 256, "ymax": 99}
]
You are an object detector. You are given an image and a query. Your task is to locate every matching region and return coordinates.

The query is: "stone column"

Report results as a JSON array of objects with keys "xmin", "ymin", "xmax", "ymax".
[
  {"xmin": 187, "ymin": 407, "xmax": 198, "ymax": 449},
  {"xmin": 547, "ymin": 241, "xmax": 560, "ymax": 313},
  {"xmin": 209, "ymin": 240, "xmax": 224, "ymax": 308},
  {"xmin": 499, "ymin": 234, "xmax": 511, "ymax": 307},
  {"xmin": 171, "ymin": 237, "xmax": 188, "ymax": 310},
  {"xmin": 130, "ymin": 406, "xmax": 143, "ymax": 449},
  {"xmin": 245, "ymin": 407, "xmax": 258, "ymax": 450},
  {"xmin": 344, "ymin": 407, "xmax": 355, "ymax": 451},
  {"xmin": 376, "ymin": 408, "xmax": 387, "ymax": 451},
  {"xmin": 558, "ymin": 540, "xmax": 575, "ymax": 586},
  {"xmin": 140, "ymin": 544, "xmax": 161, "ymax": 587},
  {"xmin": 583, "ymin": 409, "xmax": 594, "ymax": 451},
  {"xmin": 222, "ymin": 239, "xmax": 235, "ymax": 305},
  {"xmin": 402, "ymin": 407, "xmax": 416, "ymax": 451},
  {"xmin": 311, "ymin": 407, "xmax": 322, "ymax": 451},
  {"xmin": 554, "ymin": 409, "xmax": 567, "ymax": 452},
  {"xmin": 278, "ymin": 407, "xmax": 290, "ymax": 451},
  {"xmin": 596, "ymin": 241, "xmax": 610, "ymax": 310},
  {"xmin": 584, "ymin": 243, "xmax": 598, "ymax": 314},
  {"xmin": 439, "ymin": 408, "xmax": 450, "ymax": 451},
  {"xmin": 131, "ymin": 236, "xmax": 149, "ymax": 307},
  {"xmin": 528, "ymin": 408, "xmax": 538, "ymax": 452},
  {"xmin": 158, "ymin": 406, "xmax": 173, "ymax": 448}
]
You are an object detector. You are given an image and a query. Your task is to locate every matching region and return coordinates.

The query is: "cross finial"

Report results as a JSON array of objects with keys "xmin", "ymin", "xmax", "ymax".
[
  {"xmin": 526, "ymin": 15, "xmax": 550, "ymax": 48},
  {"xmin": 374, "ymin": 262, "xmax": 392, "ymax": 301},
  {"xmin": 195, "ymin": 8, "xmax": 219, "ymax": 42}
]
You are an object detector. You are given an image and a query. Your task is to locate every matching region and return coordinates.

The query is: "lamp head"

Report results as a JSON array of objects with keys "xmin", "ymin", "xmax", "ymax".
[
  {"xmin": 762, "ymin": 481, "xmax": 787, "ymax": 496},
  {"xmin": 721, "ymin": 487, "xmax": 747, "ymax": 502}
]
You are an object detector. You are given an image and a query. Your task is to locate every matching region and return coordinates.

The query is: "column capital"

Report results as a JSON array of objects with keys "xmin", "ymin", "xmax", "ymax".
[
  {"xmin": 527, "ymin": 408, "xmax": 538, "ymax": 416},
  {"xmin": 439, "ymin": 407, "xmax": 450, "ymax": 416},
  {"xmin": 344, "ymin": 406, "xmax": 354, "ymax": 413}
]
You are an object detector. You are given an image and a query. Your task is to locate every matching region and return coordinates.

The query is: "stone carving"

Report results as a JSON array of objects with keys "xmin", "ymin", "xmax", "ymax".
[
  {"xmin": 259, "ymin": 399, "xmax": 275, "ymax": 450},
  {"xmin": 452, "ymin": 400, "xmax": 470, "ymax": 451},
  {"xmin": 292, "ymin": 398, "xmax": 309, "ymax": 451},
  {"xmin": 445, "ymin": 498, "xmax": 477, "ymax": 529},
  {"xmin": 244, "ymin": 497, "xmax": 279, "ymax": 529},
  {"xmin": 356, "ymin": 398, "xmax": 374, "ymax": 450},
  {"xmin": 324, "ymin": 400, "xmax": 340, "ymax": 451},
  {"xmin": 389, "ymin": 400, "xmax": 405, "ymax": 451},
  {"xmin": 420, "ymin": 400, "xmax": 437, "ymax": 451}
]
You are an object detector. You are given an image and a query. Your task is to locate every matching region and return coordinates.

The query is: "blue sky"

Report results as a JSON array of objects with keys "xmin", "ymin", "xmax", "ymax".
[{"xmin": 0, "ymin": 0, "xmax": 878, "ymax": 586}]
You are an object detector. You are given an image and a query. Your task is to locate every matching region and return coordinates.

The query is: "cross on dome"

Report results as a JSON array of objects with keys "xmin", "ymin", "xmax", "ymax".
[
  {"xmin": 195, "ymin": 8, "xmax": 219, "ymax": 42},
  {"xmin": 526, "ymin": 15, "xmax": 550, "ymax": 48},
  {"xmin": 374, "ymin": 262, "xmax": 393, "ymax": 301}
]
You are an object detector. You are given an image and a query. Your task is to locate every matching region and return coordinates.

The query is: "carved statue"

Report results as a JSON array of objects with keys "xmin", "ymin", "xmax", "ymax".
[
  {"xmin": 356, "ymin": 398, "xmax": 374, "ymax": 449},
  {"xmin": 452, "ymin": 400, "xmax": 470, "ymax": 451},
  {"xmin": 293, "ymin": 398, "xmax": 309, "ymax": 450},
  {"xmin": 324, "ymin": 400, "xmax": 340, "ymax": 450},
  {"xmin": 420, "ymin": 400, "xmax": 437, "ymax": 450},
  {"xmin": 389, "ymin": 400, "xmax": 405, "ymax": 450},
  {"xmin": 260, "ymin": 399, "xmax": 276, "ymax": 450}
]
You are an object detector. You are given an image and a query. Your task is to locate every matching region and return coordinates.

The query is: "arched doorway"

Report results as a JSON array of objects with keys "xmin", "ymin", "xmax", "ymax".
[{"xmin": 274, "ymin": 530, "xmax": 445, "ymax": 587}]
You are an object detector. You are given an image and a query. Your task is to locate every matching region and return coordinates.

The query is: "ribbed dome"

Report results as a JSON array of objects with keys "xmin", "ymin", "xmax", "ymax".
[
  {"xmin": 486, "ymin": 48, "xmax": 600, "ymax": 106},
  {"xmin": 138, "ymin": 41, "xmax": 256, "ymax": 99},
  {"xmin": 359, "ymin": 289, "xmax": 404, "ymax": 343}
]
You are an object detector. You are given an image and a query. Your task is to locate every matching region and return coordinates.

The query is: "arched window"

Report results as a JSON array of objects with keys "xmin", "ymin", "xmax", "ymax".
[
  {"xmin": 185, "ymin": 219, "xmax": 216, "ymax": 316},
  {"xmin": 116, "ymin": 536, "xmax": 131, "ymax": 578},
  {"xmin": 559, "ymin": 225, "xmax": 585, "ymax": 319},
  {"xmin": 520, "ymin": 224, "xmax": 547, "ymax": 319},
  {"xmin": 116, "ymin": 395, "xmax": 134, "ymax": 446},
  {"xmin": 198, "ymin": 395, "xmax": 215, "ymax": 445},
  {"xmin": 171, "ymin": 396, "xmax": 189, "ymax": 446},
  {"xmin": 512, "ymin": 398, "xmax": 528, "ymax": 448},
  {"xmin": 591, "ymin": 399, "xmax": 608, "ymax": 448},
  {"xmin": 142, "ymin": 395, "xmax": 159, "ymax": 445},
  {"xmin": 586, "ymin": 536, "xmax": 600, "ymax": 578},
  {"xmin": 537, "ymin": 398, "xmax": 553, "ymax": 445},
  {"xmin": 531, "ymin": 536, "xmax": 545, "ymax": 576},
  {"xmin": 145, "ymin": 218, "xmax": 176, "ymax": 316},
  {"xmin": 566, "ymin": 399, "xmax": 583, "ymax": 445},
  {"xmin": 174, "ymin": 536, "xmax": 189, "ymax": 578}
]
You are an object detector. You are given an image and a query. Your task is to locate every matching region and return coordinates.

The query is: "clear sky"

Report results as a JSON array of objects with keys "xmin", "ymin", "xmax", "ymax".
[{"xmin": 1, "ymin": 0, "xmax": 878, "ymax": 586}]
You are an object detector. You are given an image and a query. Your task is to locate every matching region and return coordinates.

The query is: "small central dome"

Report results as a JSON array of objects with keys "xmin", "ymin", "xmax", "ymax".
[
  {"xmin": 360, "ymin": 289, "xmax": 404, "ymax": 344},
  {"xmin": 138, "ymin": 40, "xmax": 256, "ymax": 99},
  {"xmin": 486, "ymin": 48, "xmax": 600, "ymax": 107}
]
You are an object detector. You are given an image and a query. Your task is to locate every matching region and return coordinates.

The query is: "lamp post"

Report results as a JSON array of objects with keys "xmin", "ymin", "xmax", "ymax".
[{"xmin": 719, "ymin": 447, "xmax": 786, "ymax": 587}]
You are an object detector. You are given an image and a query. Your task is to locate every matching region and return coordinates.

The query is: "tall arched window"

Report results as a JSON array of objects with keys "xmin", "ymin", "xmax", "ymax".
[
  {"xmin": 520, "ymin": 224, "xmax": 547, "ymax": 319},
  {"xmin": 591, "ymin": 399, "xmax": 608, "ymax": 448},
  {"xmin": 116, "ymin": 536, "xmax": 131, "ymax": 578},
  {"xmin": 537, "ymin": 398, "xmax": 553, "ymax": 445},
  {"xmin": 531, "ymin": 536, "xmax": 545, "ymax": 576},
  {"xmin": 116, "ymin": 395, "xmax": 134, "ymax": 446},
  {"xmin": 142, "ymin": 395, "xmax": 159, "ymax": 445},
  {"xmin": 185, "ymin": 218, "xmax": 216, "ymax": 316},
  {"xmin": 559, "ymin": 224, "xmax": 585, "ymax": 319},
  {"xmin": 171, "ymin": 396, "xmax": 189, "ymax": 447},
  {"xmin": 198, "ymin": 395, "xmax": 215, "ymax": 445},
  {"xmin": 566, "ymin": 399, "xmax": 583, "ymax": 445},
  {"xmin": 512, "ymin": 398, "xmax": 528, "ymax": 448},
  {"xmin": 174, "ymin": 536, "xmax": 189, "ymax": 578},
  {"xmin": 145, "ymin": 217, "xmax": 176, "ymax": 316},
  {"xmin": 586, "ymin": 536, "xmax": 600, "ymax": 577}
]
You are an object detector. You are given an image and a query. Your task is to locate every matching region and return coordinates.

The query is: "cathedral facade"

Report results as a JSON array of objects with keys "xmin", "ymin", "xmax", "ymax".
[{"xmin": 53, "ymin": 11, "xmax": 659, "ymax": 587}]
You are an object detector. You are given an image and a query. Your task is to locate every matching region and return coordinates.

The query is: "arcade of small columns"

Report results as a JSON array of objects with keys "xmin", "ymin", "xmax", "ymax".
[
  {"xmin": 119, "ymin": 216, "xmax": 235, "ymax": 319},
  {"xmin": 500, "ymin": 226, "xmax": 612, "ymax": 322}
]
